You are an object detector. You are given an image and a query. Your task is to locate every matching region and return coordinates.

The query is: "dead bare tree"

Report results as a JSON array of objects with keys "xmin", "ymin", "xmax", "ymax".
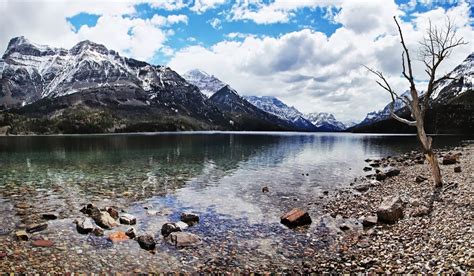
[{"xmin": 365, "ymin": 16, "xmax": 467, "ymax": 187}]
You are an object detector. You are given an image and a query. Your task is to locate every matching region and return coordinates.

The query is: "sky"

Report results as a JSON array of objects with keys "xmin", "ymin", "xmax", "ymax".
[{"xmin": 0, "ymin": 0, "xmax": 472, "ymax": 123}]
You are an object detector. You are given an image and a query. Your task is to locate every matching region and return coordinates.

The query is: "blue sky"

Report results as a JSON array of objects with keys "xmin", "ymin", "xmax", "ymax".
[
  {"xmin": 1, "ymin": 0, "xmax": 472, "ymax": 121},
  {"xmin": 64, "ymin": 0, "xmax": 467, "ymax": 65}
]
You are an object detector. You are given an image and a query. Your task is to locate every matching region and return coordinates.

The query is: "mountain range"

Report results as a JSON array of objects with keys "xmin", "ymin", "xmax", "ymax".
[
  {"xmin": 0, "ymin": 36, "xmax": 347, "ymax": 134},
  {"xmin": 351, "ymin": 53, "xmax": 473, "ymax": 134}
]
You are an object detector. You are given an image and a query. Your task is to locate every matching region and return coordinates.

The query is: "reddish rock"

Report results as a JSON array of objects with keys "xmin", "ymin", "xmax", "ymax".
[
  {"xmin": 280, "ymin": 208, "xmax": 312, "ymax": 228},
  {"xmin": 107, "ymin": 207, "xmax": 119, "ymax": 220},
  {"xmin": 108, "ymin": 231, "xmax": 129, "ymax": 242},
  {"xmin": 32, "ymin": 239, "xmax": 54, "ymax": 247}
]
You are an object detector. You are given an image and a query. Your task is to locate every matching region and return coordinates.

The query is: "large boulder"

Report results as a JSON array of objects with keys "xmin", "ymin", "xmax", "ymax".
[
  {"xmin": 137, "ymin": 235, "xmax": 156, "ymax": 250},
  {"xmin": 168, "ymin": 232, "xmax": 202, "ymax": 247},
  {"xmin": 377, "ymin": 196, "xmax": 404, "ymax": 223},
  {"xmin": 280, "ymin": 208, "xmax": 312, "ymax": 228}
]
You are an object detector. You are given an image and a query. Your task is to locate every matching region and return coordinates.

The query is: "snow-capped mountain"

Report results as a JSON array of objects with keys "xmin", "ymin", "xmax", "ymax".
[
  {"xmin": 244, "ymin": 96, "xmax": 317, "ymax": 131},
  {"xmin": 352, "ymin": 52, "xmax": 473, "ymax": 134},
  {"xmin": 306, "ymin": 112, "xmax": 346, "ymax": 131},
  {"xmin": 209, "ymin": 85, "xmax": 296, "ymax": 131},
  {"xmin": 357, "ymin": 90, "xmax": 410, "ymax": 126},
  {"xmin": 0, "ymin": 36, "xmax": 234, "ymax": 131},
  {"xmin": 182, "ymin": 69, "xmax": 226, "ymax": 97}
]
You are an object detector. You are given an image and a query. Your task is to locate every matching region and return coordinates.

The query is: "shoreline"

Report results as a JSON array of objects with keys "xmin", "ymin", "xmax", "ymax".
[
  {"xmin": 0, "ymin": 140, "xmax": 472, "ymax": 273},
  {"xmin": 308, "ymin": 141, "xmax": 473, "ymax": 273}
]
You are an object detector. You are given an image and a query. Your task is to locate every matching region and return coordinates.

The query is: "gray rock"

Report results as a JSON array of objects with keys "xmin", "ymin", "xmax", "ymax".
[
  {"xmin": 362, "ymin": 215, "xmax": 378, "ymax": 227},
  {"xmin": 119, "ymin": 214, "xmax": 136, "ymax": 225},
  {"xmin": 125, "ymin": 227, "xmax": 137, "ymax": 239},
  {"xmin": 26, "ymin": 223, "xmax": 47, "ymax": 233},
  {"xmin": 161, "ymin": 222, "xmax": 180, "ymax": 237},
  {"xmin": 15, "ymin": 230, "xmax": 29, "ymax": 241},
  {"xmin": 383, "ymin": 167, "xmax": 401, "ymax": 177},
  {"xmin": 353, "ymin": 183, "xmax": 370, "ymax": 192},
  {"xmin": 137, "ymin": 235, "xmax": 156, "ymax": 250},
  {"xmin": 180, "ymin": 213, "xmax": 200, "ymax": 225},
  {"xmin": 377, "ymin": 195, "xmax": 404, "ymax": 223},
  {"xmin": 175, "ymin": 221, "xmax": 189, "ymax": 231},
  {"xmin": 92, "ymin": 227, "xmax": 104, "ymax": 236},
  {"xmin": 42, "ymin": 213, "xmax": 58, "ymax": 220},
  {"xmin": 168, "ymin": 232, "xmax": 202, "ymax": 247},
  {"xmin": 94, "ymin": 211, "xmax": 118, "ymax": 229},
  {"xmin": 76, "ymin": 218, "xmax": 95, "ymax": 234}
]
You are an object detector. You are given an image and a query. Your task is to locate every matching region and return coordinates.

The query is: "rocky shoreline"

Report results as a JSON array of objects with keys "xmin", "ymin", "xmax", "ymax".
[
  {"xmin": 0, "ymin": 141, "xmax": 472, "ymax": 273},
  {"xmin": 307, "ymin": 141, "xmax": 473, "ymax": 273}
]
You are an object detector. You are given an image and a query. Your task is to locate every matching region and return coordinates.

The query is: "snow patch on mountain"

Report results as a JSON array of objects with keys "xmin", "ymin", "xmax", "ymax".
[
  {"xmin": 182, "ymin": 69, "xmax": 226, "ymax": 97},
  {"xmin": 306, "ymin": 112, "xmax": 346, "ymax": 131}
]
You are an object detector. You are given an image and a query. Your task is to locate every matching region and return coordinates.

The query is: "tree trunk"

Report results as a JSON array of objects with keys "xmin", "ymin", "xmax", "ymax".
[{"xmin": 416, "ymin": 119, "xmax": 443, "ymax": 187}]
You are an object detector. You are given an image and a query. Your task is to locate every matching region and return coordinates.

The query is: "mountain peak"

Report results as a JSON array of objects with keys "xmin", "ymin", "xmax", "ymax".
[
  {"xmin": 306, "ymin": 112, "xmax": 346, "ymax": 131},
  {"xmin": 70, "ymin": 40, "xmax": 109, "ymax": 55},
  {"xmin": 182, "ymin": 69, "xmax": 226, "ymax": 97},
  {"xmin": 3, "ymin": 36, "xmax": 61, "ymax": 58}
]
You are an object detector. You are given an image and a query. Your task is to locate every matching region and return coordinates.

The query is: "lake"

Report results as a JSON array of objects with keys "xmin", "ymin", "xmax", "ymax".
[{"xmin": 0, "ymin": 132, "xmax": 469, "ymax": 272}]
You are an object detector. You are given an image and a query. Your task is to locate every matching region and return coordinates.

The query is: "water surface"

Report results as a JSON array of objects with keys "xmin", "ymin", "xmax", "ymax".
[{"xmin": 0, "ymin": 132, "xmax": 468, "ymax": 272}]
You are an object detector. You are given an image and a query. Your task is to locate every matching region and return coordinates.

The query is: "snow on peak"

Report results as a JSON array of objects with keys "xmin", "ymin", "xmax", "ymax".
[
  {"xmin": 306, "ymin": 112, "xmax": 346, "ymax": 131},
  {"xmin": 182, "ymin": 69, "xmax": 226, "ymax": 97}
]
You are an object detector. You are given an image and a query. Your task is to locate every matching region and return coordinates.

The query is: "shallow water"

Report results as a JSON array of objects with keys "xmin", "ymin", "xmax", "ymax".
[{"xmin": 0, "ymin": 132, "xmax": 469, "ymax": 272}]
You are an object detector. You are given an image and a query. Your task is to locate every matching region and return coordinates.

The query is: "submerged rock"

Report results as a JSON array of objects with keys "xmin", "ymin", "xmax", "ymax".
[
  {"xmin": 454, "ymin": 166, "xmax": 462, "ymax": 173},
  {"xmin": 176, "ymin": 221, "xmax": 189, "ymax": 231},
  {"xmin": 31, "ymin": 239, "xmax": 54, "ymax": 247},
  {"xmin": 137, "ymin": 235, "xmax": 156, "ymax": 250},
  {"xmin": 108, "ymin": 231, "xmax": 129, "ymax": 242},
  {"xmin": 119, "ymin": 214, "xmax": 137, "ymax": 225},
  {"xmin": 15, "ymin": 230, "xmax": 28, "ymax": 241},
  {"xmin": 94, "ymin": 212, "xmax": 118, "ymax": 229},
  {"xmin": 161, "ymin": 223, "xmax": 181, "ymax": 237},
  {"xmin": 26, "ymin": 223, "xmax": 47, "ymax": 233},
  {"xmin": 168, "ymin": 232, "xmax": 202, "ymax": 247},
  {"xmin": 180, "ymin": 213, "xmax": 200, "ymax": 226},
  {"xmin": 377, "ymin": 196, "xmax": 404, "ymax": 223},
  {"xmin": 42, "ymin": 213, "xmax": 58, "ymax": 220},
  {"xmin": 92, "ymin": 227, "xmax": 104, "ymax": 236},
  {"xmin": 262, "ymin": 186, "xmax": 269, "ymax": 193},
  {"xmin": 76, "ymin": 218, "xmax": 95, "ymax": 234},
  {"xmin": 107, "ymin": 207, "xmax": 119, "ymax": 220},
  {"xmin": 280, "ymin": 208, "xmax": 312, "ymax": 228},
  {"xmin": 126, "ymin": 227, "xmax": 137, "ymax": 239}
]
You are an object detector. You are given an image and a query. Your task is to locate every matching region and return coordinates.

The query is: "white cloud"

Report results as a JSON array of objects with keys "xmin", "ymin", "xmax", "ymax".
[
  {"xmin": 191, "ymin": 0, "xmax": 226, "ymax": 13},
  {"xmin": 229, "ymin": 0, "xmax": 343, "ymax": 24},
  {"xmin": 208, "ymin": 18, "xmax": 222, "ymax": 29},
  {"xmin": 169, "ymin": 1, "xmax": 473, "ymax": 122},
  {"xmin": 166, "ymin": 14, "xmax": 189, "ymax": 24},
  {"xmin": 0, "ymin": 0, "xmax": 189, "ymax": 61}
]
